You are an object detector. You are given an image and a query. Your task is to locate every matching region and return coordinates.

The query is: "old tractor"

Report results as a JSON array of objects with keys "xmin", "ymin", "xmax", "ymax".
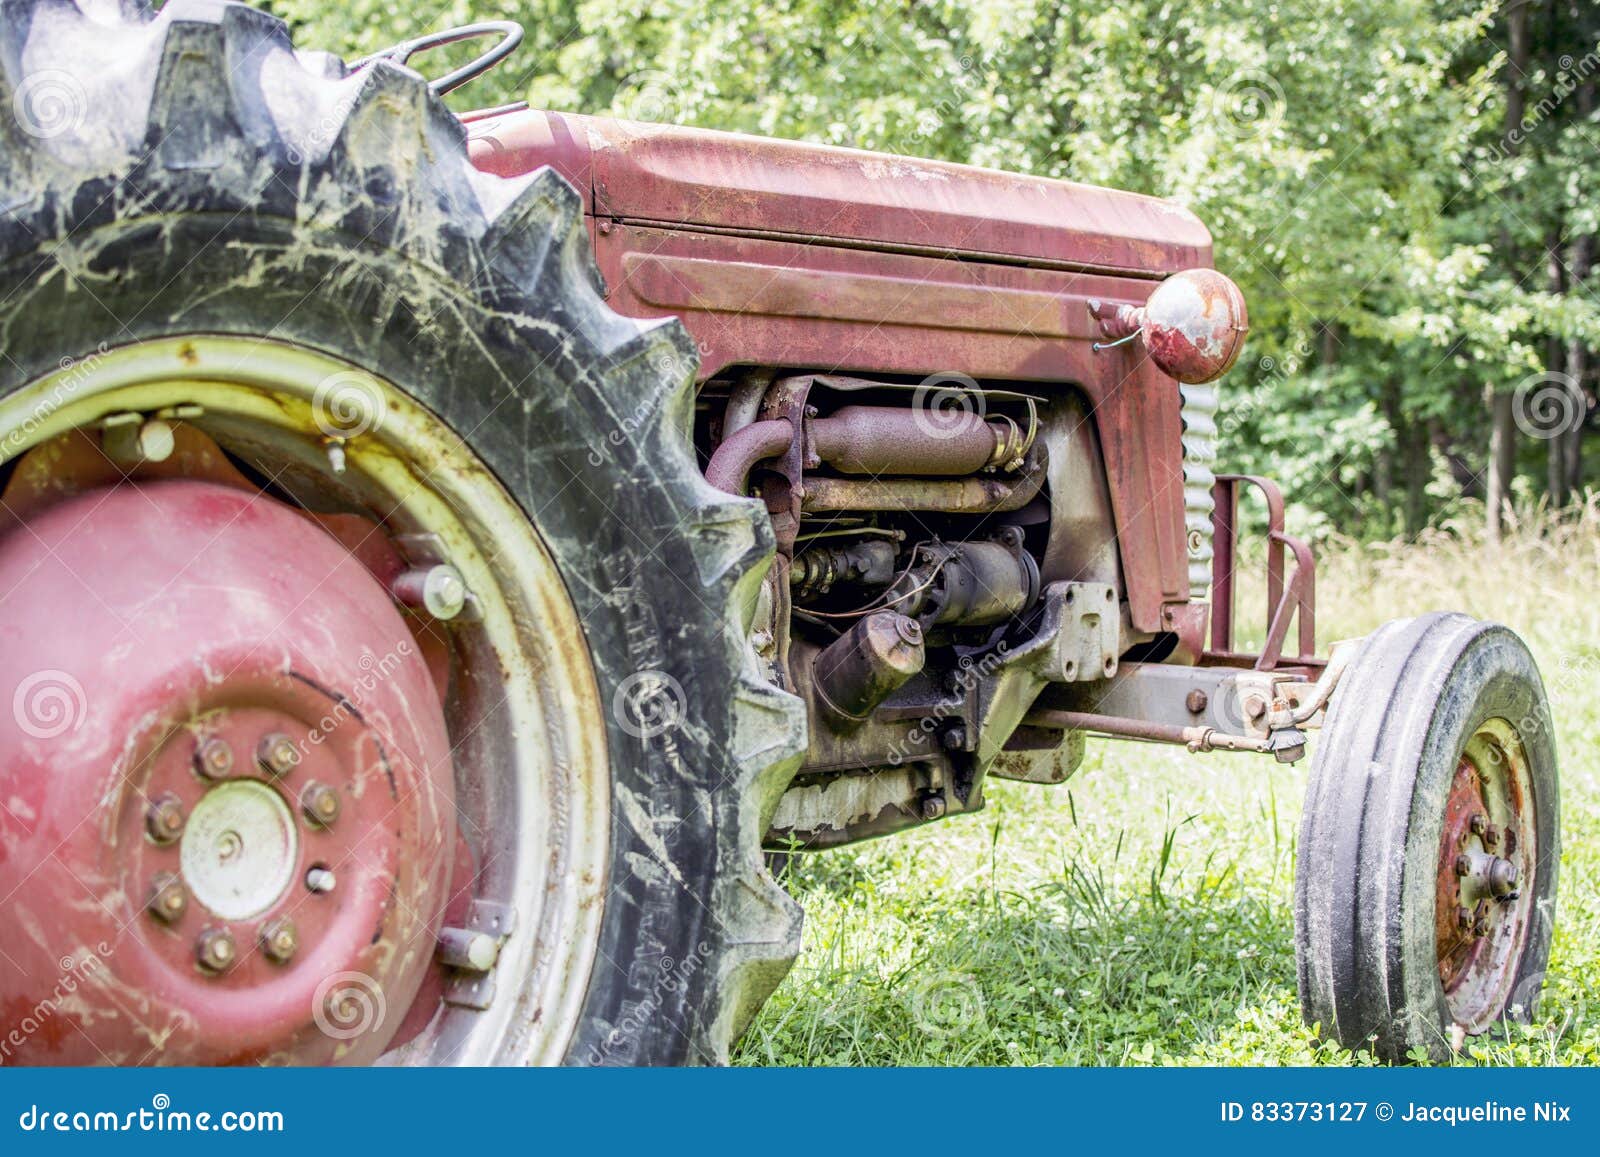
[{"xmin": 0, "ymin": 5, "xmax": 1558, "ymax": 1066}]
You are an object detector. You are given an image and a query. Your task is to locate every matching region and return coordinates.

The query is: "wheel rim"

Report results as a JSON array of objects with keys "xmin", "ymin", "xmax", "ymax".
[
  {"xmin": 0, "ymin": 336, "xmax": 608, "ymax": 1064},
  {"xmin": 1434, "ymin": 717, "xmax": 1537, "ymax": 1033}
]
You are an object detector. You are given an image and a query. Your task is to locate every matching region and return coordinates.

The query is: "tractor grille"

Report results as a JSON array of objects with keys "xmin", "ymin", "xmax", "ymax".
[{"xmin": 1179, "ymin": 382, "xmax": 1218, "ymax": 600}]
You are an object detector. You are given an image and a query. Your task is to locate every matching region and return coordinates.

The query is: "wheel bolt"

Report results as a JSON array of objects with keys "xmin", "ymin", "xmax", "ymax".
[
  {"xmin": 1456, "ymin": 906, "xmax": 1472, "ymax": 931},
  {"xmin": 305, "ymin": 867, "xmax": 337, "ymax": 894},
  {"xmin": 259, "ymin": 917, "xmax": 298, "ymax": 964},
  {"xmin": 145, "ymin": 793, "xmax": 186, "ymax": 844},
  {"xmin": 255, "ymin": 733, "xmax": 300, "ymax": 777},
  {"xmin": 193, "ymin": 737, "xmax": 234, "ymax": 780},
  {"xmin": 299, "ymin": 782, "xmax": 341, "ymax": 827},
  {"xmin": 196, "ymin": 928, "xmax": 236, "ymax": 974},
  {"xmin": 1469, "ymin": 813, "xmax": 1487, "ymax": 836},
  {"xmin": 1488, "ymin": 858, "xmax": 1519, "ymax": 898},
  {"xmin": 1483, "ymin": 824, "xmax": 1500, "ymax": 849},
  {"xmin": 1454, "ymin": 853, "xmax": 1473, "ymax": 877},
  {"xmin": 147, "ymin": 872, "xmax": 188, "ymax": 924},
  {"xmin": 391, "ymin": 564, "xmax": 468, "ymax": 620}
]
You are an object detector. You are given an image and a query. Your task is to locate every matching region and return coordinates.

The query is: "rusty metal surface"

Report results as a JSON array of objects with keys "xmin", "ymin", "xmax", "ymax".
[
  {"xmin": 1207, "ymin": 474, "xmax": 1317, "ymax": 669},
  {"xmin": 1089, "ymin": 268, "xmax": 1248, "ymax": 385},
  {"xmin": 467, "ymin": 110, "xmax": 1213, "ymax": 276},
  {"xmin": 0, "ymin": 480, "xmax": 455, "ymax": 1064},
  {"xmin": 801, "ymin": 470, "xmax": 1044, "ymax": 514}
]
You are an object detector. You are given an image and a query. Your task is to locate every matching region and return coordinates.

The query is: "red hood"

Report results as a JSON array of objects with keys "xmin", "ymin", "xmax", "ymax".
[{"xmin": 467, "ymin": 110, "xmax": 1211, "ymax": 279}]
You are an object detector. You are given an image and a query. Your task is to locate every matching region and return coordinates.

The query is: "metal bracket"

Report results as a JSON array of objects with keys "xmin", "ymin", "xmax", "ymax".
[{"xmin": 441, "ymin": 899, "xmax": 517, "ymax": 1011}]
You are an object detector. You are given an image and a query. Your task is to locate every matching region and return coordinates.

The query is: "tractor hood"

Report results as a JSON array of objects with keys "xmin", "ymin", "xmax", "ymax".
[{"xmin": 466, "ymin": 110, "xmax": 1212, "ymax": 279}]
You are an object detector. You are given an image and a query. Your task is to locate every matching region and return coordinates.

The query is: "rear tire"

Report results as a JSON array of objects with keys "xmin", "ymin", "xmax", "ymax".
[
  {"xmin": 1295, "ymin": 613, "xmax": 1559, "ymax": 1061},
  {"xmin": 0, "ymin": 0, "xmax": 805, "ymax": 1064}
]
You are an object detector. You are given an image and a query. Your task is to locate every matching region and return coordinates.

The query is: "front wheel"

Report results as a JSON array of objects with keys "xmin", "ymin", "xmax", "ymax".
[{"xmin": 1295, "ymin": 613, "xmax": 1560, "ymax": 1061}]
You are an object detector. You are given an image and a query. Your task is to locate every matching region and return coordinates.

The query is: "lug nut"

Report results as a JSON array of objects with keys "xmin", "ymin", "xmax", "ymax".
[
  {"xmin": 305, "ymin": 867, "xmax": 337, "ymax": 894},
  {"xmin": 195, "ymin": 928, "xmax": 237, "ymax": 974},
  {"xmin": 1483, "ymin": 824, "xmax": 1500, "ymax": 849},
  {"xmin": 255, "ymin": 733, "xmax": 300, "ymax": 777},
  {"xmin": 920, "ymin": 792, "xmax": 947, "ymax": 821},
  {"xmin": 1456, "ymin": 905, "xmax": 1473, "ymax": 931},
  {"xmin": 300, "ymin": 782, "xmax": 341, "ymax": 827},
  {"xmin": 1454, "ymin": 853, "xmax": 1473, "ymax": 878},
  {"xmin": 147, "ymin": 873, "xmax": 188, "ymax": 924},
  {"xmin": 391, "ymin": 564, "xmax": 469, "ymax": 620},
  {"xmin": 1488, "ymin": 858, "xmax": 1519, "ymax": 898},
  {"xmin": 259, "ymin": 917, "xmax": 299, "ymax": 964},
  {"xmin": 145, "ymin": 793, "xmax": 186, "ymax": 844},
  {"xmin": 193, "ymin": 737, "xmax": 234, "ymax": 780},
  {"xmin": 1469, "ymin": 813, "xmax": 1487, "ymax": 836}
]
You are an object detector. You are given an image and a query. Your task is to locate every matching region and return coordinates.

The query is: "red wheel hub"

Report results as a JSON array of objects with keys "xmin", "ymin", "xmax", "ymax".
[{"xmin": 0, "ymin": 479, "xmax": 455, "ymax": 1064}]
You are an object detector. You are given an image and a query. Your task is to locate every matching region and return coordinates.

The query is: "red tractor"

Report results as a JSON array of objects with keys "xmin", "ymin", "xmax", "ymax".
[{"xmin": 0, "ymin": 6, "xmax": 1558, "ymax": 1066}]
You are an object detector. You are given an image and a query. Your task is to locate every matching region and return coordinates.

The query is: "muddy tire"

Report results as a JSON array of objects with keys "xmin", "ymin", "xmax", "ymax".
[
  {"xmin": 1295, "ymin": 613, "xmax": 1559, "ymax": 1061},
  {"xmin": 0, "ymin": 0, "xmax": 804, "ymax": 1064}
]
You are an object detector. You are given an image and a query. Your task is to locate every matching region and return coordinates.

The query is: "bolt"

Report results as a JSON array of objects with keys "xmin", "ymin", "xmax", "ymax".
[
  {"xmin": 1472, "ymin": 916, "xmax": 1491, "ymax": 937},
  {"xmin": 391, "ymin": 564, "xmax": 468, "ymax": 620},
  {"xmin": 1456, "ymin": 905, "xmax": 1473, "ymax": 931},
  {"xmin": 919, "ymin": 793, "xmax": 947, "ymax": 821},
  {"xmin": 305, "ymin": 867, "xmax": 337, "ymax": 894},
  {"xmin": 437, "ymin": 927, "xmax": 500, "ymax": 972},
  {"xmin": 259, "ymin": 917, "xmax": 299, "ymax": 964},
  {"xmin": 145, "ymin": 793, "xmax": 186, "ymax": 844},
  {"xmin": 1454, "ymin": 853, "xmax": 1473, "ymax": 878},
  {"xmin": 147, "ymin": 873, "xmax": 188, "ymax": 924},
  {"xmin": 1469, "ymin": 813, "xmax": 1488, "ymax": 836},
  {"xmin": 300, "ymin": 782, "xmax": 341, "ymax": 827},
  {"xmin": 941, "ymin": 726, "xmax": 967, "ymax": 752},
  {"xmin": 1483, "ymin": 824, "xmax": 1500, "ymax": 849},
  {"xmin": 1185, "ymin": 689, "xmax": 1209, "ymax": 714},
  {"xmin": 193, "ymin": 737, "xmax": 234, "ymax": 780},
  {"xmin": 102, "ymin": 416, "xmax": 175, "ymax": 466},
  {"xmin": 1244, "ymin": 695, "xmax": 1268, "ymax": 721},
  {"xmin": 895, "ymin": 617, "xmax": 923, "ymax": 645},
  {"xmin": 195, "ymin": 928, "xmax": 237, "ymax": 974},
  {"xmin": 255, "ymin": 733, "xmax": 300, "ymax": 777},
  {"xmin": 1488, "ymin": 858, "xmax": 1519, "ymax": 898}
]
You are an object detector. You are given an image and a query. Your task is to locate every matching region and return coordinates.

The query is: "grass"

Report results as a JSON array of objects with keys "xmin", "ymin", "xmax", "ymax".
[{"xmin": 734, "ymin": 498, "xmax": 1600, "ymax": 1066}]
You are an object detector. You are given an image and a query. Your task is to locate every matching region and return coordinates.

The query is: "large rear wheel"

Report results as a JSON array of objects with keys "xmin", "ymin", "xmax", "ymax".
[{"xmin": 0, "ymin": 0, "xmax": 804, "ymax": 1065}]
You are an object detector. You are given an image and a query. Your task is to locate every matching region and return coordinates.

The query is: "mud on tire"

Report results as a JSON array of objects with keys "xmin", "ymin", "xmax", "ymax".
[{"xmin": 0, "ymin": 0, "xmax": 805, "ymax": 1064}]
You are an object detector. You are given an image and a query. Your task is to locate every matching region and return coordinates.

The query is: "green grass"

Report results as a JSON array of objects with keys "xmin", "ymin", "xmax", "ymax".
[{"xmin": 734, "ymin": 500, "xmax": 1600, "ymax": 1066}]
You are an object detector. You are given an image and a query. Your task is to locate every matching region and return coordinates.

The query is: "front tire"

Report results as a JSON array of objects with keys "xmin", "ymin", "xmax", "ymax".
[{"xmin": 1295, "ymin": 613, "xmax": 1559, "ymax": 1061}]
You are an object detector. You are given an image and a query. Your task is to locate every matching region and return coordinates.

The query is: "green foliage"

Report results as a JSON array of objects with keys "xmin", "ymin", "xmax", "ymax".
[{"xmin": 262, "ymin": 0, "xmax": 1599, "ymax": 538}]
